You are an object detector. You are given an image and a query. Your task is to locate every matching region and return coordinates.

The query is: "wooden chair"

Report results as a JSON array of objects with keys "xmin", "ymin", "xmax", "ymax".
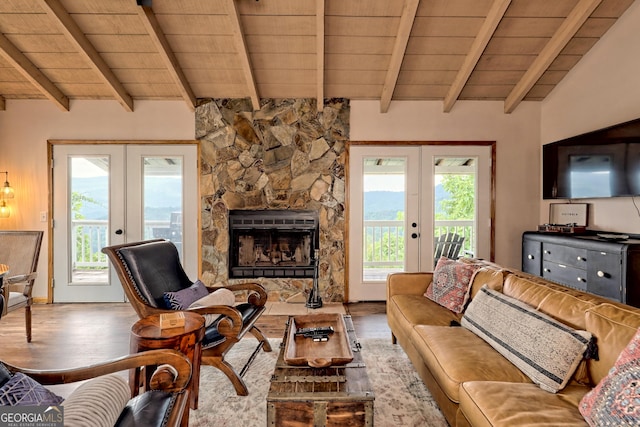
[
  {"xmin": 102, "ymin": 239, "xmax": 272, "ymax": 397},
  {"xmin": 434, "ymin": 232, "xmax": 465, "ymax": 267},
  {"xmin": 0, "ymin": 230, "xmax": 43, "ymax": 342},
  {"xmin": 1, "ymin": 349, "xmax": 192, "ymax": 427}
]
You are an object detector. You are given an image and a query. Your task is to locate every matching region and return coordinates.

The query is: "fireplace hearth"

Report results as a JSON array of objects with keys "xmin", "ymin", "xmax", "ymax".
[{"xmin": 228, "ymin": 210, "xmax": 319, "ymax": 278}]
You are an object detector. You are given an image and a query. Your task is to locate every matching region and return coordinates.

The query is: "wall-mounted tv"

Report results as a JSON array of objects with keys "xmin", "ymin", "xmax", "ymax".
[{"xmin": 543, "ymin": 117, "xmax": 640, "ymax": 199}]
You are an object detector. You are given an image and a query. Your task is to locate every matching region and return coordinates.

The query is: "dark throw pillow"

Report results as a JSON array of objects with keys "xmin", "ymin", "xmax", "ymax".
[{"xmin": 163, "ymin": 279, "xmax": 209, "ymax": 310}]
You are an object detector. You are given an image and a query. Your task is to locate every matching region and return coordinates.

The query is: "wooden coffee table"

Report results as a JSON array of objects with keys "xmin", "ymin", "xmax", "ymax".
[{"xmin": 267, "ymin": 314, "xmax": 374, "ymax": 427}]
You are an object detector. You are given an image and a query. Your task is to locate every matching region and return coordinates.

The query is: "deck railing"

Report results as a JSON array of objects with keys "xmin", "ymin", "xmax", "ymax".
[
  {"xmin": 71, "ymin": 219, "xmax": 170, "ymax": 270},
  {"xmin": 72, "ymin": 218, "xmax": 474, "ymax": 277},
  {"xmin": 363, "ymin": 219, "xmax": 475, "ymax": 279}
]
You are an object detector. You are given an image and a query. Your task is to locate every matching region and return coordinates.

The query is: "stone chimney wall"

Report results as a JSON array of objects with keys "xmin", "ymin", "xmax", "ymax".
[{"xmin": 196, "ymin": 98, "xmax": 349, "ymax": 302}]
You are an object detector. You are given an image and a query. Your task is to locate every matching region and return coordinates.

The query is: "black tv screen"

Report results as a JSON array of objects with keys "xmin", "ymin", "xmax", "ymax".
[{"xmin": 543, "ymin": 118, "xmax": 640, "ymax": 199}]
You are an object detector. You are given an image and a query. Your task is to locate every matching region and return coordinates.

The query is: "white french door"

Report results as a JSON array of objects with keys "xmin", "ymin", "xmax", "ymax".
[
  {"xmin": 348, "ymin": 144, "xmax": 493, "ymax": 301},
  {"xmin": 52, "ymin": 144, "xmax": 198, "ymax": 303}
]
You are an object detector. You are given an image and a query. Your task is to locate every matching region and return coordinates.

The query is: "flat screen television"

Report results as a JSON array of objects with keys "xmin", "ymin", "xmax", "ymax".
[{"xmin": 543, "ymin": 117, "xmax": 640, "ymax": 199}]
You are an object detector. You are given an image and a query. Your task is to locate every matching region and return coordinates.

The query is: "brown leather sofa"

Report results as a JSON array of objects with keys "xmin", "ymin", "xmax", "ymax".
[{"xmin": 387, "ymin": 262, "xmax": 640, "ymax": 426}]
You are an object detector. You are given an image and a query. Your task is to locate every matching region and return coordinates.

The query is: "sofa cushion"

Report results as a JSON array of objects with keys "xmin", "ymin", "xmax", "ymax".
[
  {"xmin": 459, "ymin": 381, "xmax": 590, "ymax": 427},
  {"xmin": 425, "ymin": 258, "xmax": 481, "ymax": 313},
  {"xmin": 0, "ymin": 372, "xmax": 64, "ymax": 406},
  {"xmin": 62, "ymin": 374, "xmax": 130, "ymax": 427},
  {"xmin": 462, "ymin": 286, "xmax": 593, "ymax": 393},
  {"xmin": 584, "ymin": 303, "xmax": 640, "ymax": 385},
  {"xmin": 389, "ymin": 294, "xmax": 461, "ymax": 327},
  {"xmin": 503, "ymin": 274, "xmax": 597, "ymax": 330},
  {"xmin": 163, "ymin": 279, "xmax": 209, "ymax": 310},
  {"xmin": 579, "ymin": 326, "xmax": 640, "ymax": 425},
  {"xmin": 410, "ymin": 325, "xmax": 531, "ymax": 403},
  {"xmin": 468, "ymin": 267, "xmax": 507, "ymax": 299}
]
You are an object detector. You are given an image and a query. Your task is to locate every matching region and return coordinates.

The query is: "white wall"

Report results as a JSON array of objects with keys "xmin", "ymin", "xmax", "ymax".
[
  {"xmin": 350, "ymin": 100, "xmax": 542, "ymax": 269},
  {"xmin": 0, "ymin": 99, "xmax": 194, "ymax": 301},
  {"xmin": 541, "ymin": 0, "xmax": 640, "ymax": 233}
]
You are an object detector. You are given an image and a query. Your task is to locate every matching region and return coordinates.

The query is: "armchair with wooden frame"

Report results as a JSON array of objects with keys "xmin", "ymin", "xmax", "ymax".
[
  {"xmin": 0, "ymin": 230, "xmax": 43, "ymax": 342},
  {"xmin": 1, "ymin": 349, "xmax": 192, "ymax": 427},
  {"xmin": 101, "ymin": 239, "xmax": 272, "ymax": 398}
]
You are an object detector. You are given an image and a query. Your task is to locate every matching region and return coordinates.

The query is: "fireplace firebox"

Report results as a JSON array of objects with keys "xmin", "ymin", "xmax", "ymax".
[{"xmin": 228, "ymin": 210, "xmax": 319, "ymax": 278}]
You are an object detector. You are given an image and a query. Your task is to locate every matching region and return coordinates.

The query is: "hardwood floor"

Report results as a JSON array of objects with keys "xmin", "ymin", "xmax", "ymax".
[{"xmin": 0, "ymin": 302, "xmax": 390, "ymax": 369}]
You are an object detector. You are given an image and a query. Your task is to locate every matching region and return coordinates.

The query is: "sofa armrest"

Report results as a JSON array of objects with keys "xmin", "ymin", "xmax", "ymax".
[{"xmin": 387, "ymin": 272, "xmax": 433, "ymax": 300}]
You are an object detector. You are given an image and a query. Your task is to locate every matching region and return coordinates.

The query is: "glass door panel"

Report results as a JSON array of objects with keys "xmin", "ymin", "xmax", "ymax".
[
  {"xmin": 142, "ymin": 156, "xmax": 184, "ymax": 259},
  {"xmin": 69, "ymin": 156, "xmax": 110, "ymax": 284},
  {"xmin": 362, "ymin": 157, "xmax": 407, "ymax": 281},
  {"xmin": 433, "ymin": 157, "xmax": 477, "ymax": 262}
]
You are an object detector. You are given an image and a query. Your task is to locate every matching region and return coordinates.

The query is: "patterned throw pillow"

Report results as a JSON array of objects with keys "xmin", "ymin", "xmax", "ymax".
[
  {"xmin": 462, "ymin": 286, "xmax": 593, "ymax": 393},
  {"xmin": 580, "ymin": 327, "xmax": 640, "ymax": 425},
  {"xmin": 163, "ymin": 279, "xmax": 209, "ymax": 310},
  {"xmin": 0, "ymin": 372, "xmax": 64, "ymax": 406},
  {"xmin": 424, "ymin": 257, "xmax": 481, "ymax": 313}
]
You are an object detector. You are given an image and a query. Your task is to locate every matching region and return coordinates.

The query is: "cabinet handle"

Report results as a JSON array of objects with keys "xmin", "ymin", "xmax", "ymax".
[
  {"xmin": 543, "ymin": 268, "xmax": 550, "ymax": 273},
  {"xmin": 527, "ymin": 254, "xmax": 534, "ymax": 260},
  {"xmin": 577, "ymin": 277, "xmax": 585, "ymax": 282},
  {"xmin": 577, "ymin": 256, "xmax": 585, "ymax": 261},
  {"xmin": 597, "ymin": 271, "xmax": 605, "ymax": 278},
  {"xmin": 544, "ymin": 250, "xmax": 550, "ymax": 254},
  {"xmin": 558, "ymin": 264, "xmax": 567, "ymax": 268}
]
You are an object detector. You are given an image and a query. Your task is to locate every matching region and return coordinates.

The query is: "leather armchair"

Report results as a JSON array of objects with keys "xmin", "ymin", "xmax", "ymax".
[
  {"xmin": 102, "ymin": 239, "xmax": 272, "ymax": 397},
  {"xmin": 1, "ymin": 349, "xmax": 192, "ymax": 427}
]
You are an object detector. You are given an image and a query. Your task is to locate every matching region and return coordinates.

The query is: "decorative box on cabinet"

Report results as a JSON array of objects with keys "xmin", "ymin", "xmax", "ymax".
[{"xmin": 522, "ymin": 231, "xmax": 640, "ymax": 308}]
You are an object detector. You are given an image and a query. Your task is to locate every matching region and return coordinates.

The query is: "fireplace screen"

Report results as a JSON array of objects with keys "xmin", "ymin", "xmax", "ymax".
[{"xmin": 228, "ymin": 210, "xmax": 319, "ymax": 278}]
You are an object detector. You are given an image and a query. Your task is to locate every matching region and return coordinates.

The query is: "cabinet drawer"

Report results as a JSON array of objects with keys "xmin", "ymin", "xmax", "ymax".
[
  {"xmin": 587, "ymin": 250, "xmax": 622, "ymax": 302},
  {"xmin": 542, "ymin": 261, "xmax": 587, "ymax": 291},
  {"xmin": 542, "ymin": 243, "xmax": 588, "ymax": 269},
  {"xmin": 522, "ymin": 239, "xmax": 541, "ymax": 275}
]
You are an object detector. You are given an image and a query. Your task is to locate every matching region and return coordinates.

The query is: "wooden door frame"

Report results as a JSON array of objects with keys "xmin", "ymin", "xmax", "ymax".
[
  {"xmin": 345, "ymin": 141, "xmax": 496, "ymax": 302},
  {"xmin": 46, "ymin": 139, "xmax": 200, "ymax": 304}
]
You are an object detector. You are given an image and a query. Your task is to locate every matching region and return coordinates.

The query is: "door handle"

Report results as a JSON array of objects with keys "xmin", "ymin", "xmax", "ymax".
[
  {"xmin": 411, "ymin": 233, "xmax": 419, "ymax": 239},
  {"xmin": 115, "ymin": 229, "xmax": 123, "ymax": 235}
]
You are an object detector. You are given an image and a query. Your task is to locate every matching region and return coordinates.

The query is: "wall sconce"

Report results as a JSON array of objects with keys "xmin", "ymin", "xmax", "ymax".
[
  {"xmin": 0, "ymin": 171, "xmax": 14, "ymax": 199},
  {"xmin": 0, "ymin": 200, "xmax": 9, "ymax": 218},
  {"xmin": 0, "ymin": 171, "xmax": 14, "ymax": 218}
]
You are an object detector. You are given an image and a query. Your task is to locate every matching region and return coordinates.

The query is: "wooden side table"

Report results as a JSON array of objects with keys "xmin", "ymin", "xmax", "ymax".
[{"xmin": 130, "ymin": 312, "xmax": 205, "ymax": 425}]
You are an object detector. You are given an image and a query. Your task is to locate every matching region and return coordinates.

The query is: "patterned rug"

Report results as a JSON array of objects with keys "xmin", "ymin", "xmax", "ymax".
[{"xmin": 191, "ymin": 338, "xmax": 448, "ymax": 427}]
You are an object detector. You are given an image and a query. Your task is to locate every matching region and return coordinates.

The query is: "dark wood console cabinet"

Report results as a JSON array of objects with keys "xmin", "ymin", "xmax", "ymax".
[{"xmin": 522, "ymin": 231, "xmax": 640, "ymax": 308}]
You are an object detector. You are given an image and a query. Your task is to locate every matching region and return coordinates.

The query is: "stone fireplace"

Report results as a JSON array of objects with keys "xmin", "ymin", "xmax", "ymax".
[
  {"xmin": 196, "ymin": 98, "xmax": 349, "ymax": 302},
  {"xmin": 228, "ymin": 209, "xmax": 319, "ymax": 279}
]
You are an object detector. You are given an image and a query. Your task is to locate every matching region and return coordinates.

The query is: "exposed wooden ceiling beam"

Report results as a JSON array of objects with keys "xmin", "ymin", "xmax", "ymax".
[
  {"xmin": 136, "ymin": 4, "xmax": 196, "ymax": 112},
  {"xmin": 40, "ymin": 0, "xmax": 134, "ymax": 112},
  {"xmin": 504, "ymin": 0, "xmax": 602, "ymax": 113},
  {"xmin": 316, "ymin": 0, "xmax": 325, "ymax": 113},
  {"xmin": 380, "ymin": 0, "xmax": 419, "ymax": 114},
  {"xmin": 227, "ymin": 0, "xmax": 260, "ymax": 111},
  {"xmin": 0, "ymin": 33, "xmax": 68, "ymax": 111},
  {"xmin": 443, "ymin": 0, "xmax": 511, "ymax": 113}
]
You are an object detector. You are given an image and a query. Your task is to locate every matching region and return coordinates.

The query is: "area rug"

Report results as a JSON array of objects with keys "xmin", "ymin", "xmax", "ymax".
[{"xmin": 190, "ymin": 338, "xmax": 448, "ymax": 427}]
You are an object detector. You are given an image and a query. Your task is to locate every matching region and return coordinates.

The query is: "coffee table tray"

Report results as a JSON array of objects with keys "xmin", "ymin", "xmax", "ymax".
[{"xmin": 284, "ymin": 313, "xmax": 354, "ymax": 368}]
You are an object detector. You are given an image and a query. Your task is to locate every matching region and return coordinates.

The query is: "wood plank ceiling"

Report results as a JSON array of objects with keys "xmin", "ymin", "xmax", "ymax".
[{"xmin": 0, "ymin": 0, "xmax": 633, "ymax": 114}]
